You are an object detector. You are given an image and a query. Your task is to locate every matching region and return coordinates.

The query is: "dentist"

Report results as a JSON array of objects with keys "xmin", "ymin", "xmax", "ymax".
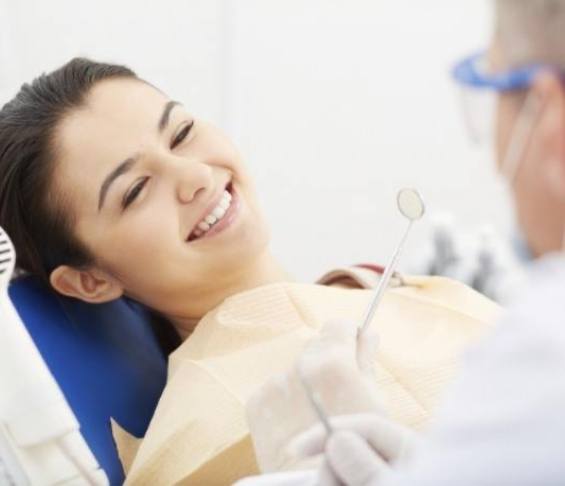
[{"xmin": 247, "ymin": 1, "xmax": 565, "ymax": 484}]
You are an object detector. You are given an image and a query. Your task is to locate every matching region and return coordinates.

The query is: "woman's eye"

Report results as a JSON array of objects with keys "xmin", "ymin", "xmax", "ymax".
[
  {"xmin": 122, "ymin": 177, "xmax": 149, "ymax": 210},
  {"xmin": 171, "ymin": 120, "xmax": 194, "ymax": 149}
]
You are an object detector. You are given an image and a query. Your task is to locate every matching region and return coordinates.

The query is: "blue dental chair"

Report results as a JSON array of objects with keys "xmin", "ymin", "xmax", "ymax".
[{"xmin": 8, "ymin": 277, "xmax": 175, "ymax": 485}]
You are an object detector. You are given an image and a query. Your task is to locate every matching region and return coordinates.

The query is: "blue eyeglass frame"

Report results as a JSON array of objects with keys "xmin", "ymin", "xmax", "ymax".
[{"xmin": 451, "ymin": 51, "xmax": 550, "ymax": 92}]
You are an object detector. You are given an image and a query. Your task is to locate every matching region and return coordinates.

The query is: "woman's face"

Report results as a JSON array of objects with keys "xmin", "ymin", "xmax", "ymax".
[{"xmin": 52, "ymin": 77, "xmax": 270, "ymax": 317}]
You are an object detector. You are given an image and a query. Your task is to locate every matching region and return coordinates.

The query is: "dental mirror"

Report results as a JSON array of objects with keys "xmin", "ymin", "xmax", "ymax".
[
  {"xmin": 397, "ymin": 188, "xmax": 425, "ymax": 221},
  {"xmin": 359, "ymin": 188, "xmax": 425, "ymax": 335},
  {"xmin": 298, "ymin": 189, "xmax": 425, "ymax": 440}
]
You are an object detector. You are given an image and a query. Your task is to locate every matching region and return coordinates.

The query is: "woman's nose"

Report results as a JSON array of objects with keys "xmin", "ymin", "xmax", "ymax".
[{"xmin": 174, "ymin": 160, "xmax": 212, "ymax": 204}]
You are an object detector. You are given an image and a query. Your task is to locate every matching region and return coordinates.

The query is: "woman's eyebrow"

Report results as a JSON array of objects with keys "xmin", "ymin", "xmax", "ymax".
[
  {"xmin": 158, "ymin": 100, "xmax": 181, "ymax": 132},
  {"xmin": 98, "ymin": 101, "xmax": 182, "ymax": 212},
  {"xmin": 98, "ymin": 101, "xmax": 181, "ymax": 211},
  {"xmin": 98, "ymin": 157, "xmax": 137, "ymax": 211}
]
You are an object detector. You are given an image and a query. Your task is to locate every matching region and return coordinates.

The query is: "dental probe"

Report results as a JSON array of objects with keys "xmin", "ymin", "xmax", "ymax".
[
  {"xmin": 359, "ymin": 188, "xmax": 425, "ymax": 336},
  {"xmin": 297, "ymin": 364, "xmax": 334, "ymax": 435}
]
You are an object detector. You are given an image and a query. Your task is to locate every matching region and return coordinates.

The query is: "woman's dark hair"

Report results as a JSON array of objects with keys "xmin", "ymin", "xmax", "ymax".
[
  {"xmin": 0, "ymin": 57, "xmax": 136, "ymax": 281},
  {"xmin": 0, "ymin": 58, "xmax": 181, "ymax": 354}
]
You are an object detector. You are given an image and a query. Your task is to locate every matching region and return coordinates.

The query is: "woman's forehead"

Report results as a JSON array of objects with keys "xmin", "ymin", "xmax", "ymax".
[
  {"xmin": 57, "ymin": 79, "xmax": 172, "ymax": 161},
  {"xmin": 53, "ymin": 79, "xmax": 170, "ymax": 209},
  {"xmin": 77, "ymin": 78, "xmax": 169, "ymax": 131}
]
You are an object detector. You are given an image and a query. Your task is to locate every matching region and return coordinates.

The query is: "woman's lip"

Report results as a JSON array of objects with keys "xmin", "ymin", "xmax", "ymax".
[
  {"xmin": 186, "ymin": 184, "xmax": 239, "ymax": 243},
  {"xmin": 186, "ymin": 182, "xmax": 230, "ymax": 241},
  {"xmin": 187, "ymin": 184, "xmax": 229, "ymax": 239},
  {"xmin": 199, "ymin": 186, "xmax": 240, "ymax": 240}
]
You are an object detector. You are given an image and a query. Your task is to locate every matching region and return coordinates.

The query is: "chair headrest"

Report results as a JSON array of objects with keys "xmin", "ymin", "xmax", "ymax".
[{"xmin": 9, "ymin": 277, "xmax": 168, "ymax": 485}]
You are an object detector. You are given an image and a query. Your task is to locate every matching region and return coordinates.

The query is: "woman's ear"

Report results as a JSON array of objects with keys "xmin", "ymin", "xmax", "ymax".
[
  {"xmin": 534, "ymin": 72, "xmax": 565, "ymax": 199},
  {"xmin": 49, "ymin": 265, "xmax": 124, "ymax": 303}
]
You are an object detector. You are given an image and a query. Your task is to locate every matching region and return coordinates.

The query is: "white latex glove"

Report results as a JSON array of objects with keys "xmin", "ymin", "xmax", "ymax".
[
  {"xmin": 246, "ymin": 319, "xmax": 382, "ymax": 473},
  {"xmin": 232, "ymin": 470, "xmax": 317, "ymax": 486},
  {"xmin": 288, "ymin": 414, "xmax": 417, "ymax": 486}
]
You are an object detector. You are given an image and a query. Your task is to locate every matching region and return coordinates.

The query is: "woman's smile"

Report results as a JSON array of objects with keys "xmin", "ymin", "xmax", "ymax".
[{"xmin": 187, "ymin": 181, "xmax": 240, "ymax": 242}]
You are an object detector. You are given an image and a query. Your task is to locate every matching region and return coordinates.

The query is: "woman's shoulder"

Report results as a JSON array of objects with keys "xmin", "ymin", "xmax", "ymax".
[{"xmin": 316, "ymin": 263, "xmax": 400, "ymax": 290}]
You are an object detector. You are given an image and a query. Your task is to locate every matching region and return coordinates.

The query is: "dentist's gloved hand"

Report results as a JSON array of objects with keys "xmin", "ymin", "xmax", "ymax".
[
  {"xmin": 246, "ymin": 320, "xmax": 382, "ymax": 473},
  {"xmin": 288, "ymin": 413, "xmax": 417, "ymax": 486}
]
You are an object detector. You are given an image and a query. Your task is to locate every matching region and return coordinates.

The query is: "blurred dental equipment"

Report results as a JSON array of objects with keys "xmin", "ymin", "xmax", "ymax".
[
  {"xmin": 407, "ymin": 214, "xmax": 527, "ymax": 303},
  {"xmin": 360, "ymin": 188, "xmax": 425, "ymax": 336},
  {"xmin": 0, "ymin": 226, "xmax": 107, "ymax": 485}
]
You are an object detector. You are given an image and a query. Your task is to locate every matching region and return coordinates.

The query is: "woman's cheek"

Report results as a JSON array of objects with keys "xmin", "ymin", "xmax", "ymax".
[{"xmin": 114, "ymin": 212, "xmax": 171, "ymax": 260}]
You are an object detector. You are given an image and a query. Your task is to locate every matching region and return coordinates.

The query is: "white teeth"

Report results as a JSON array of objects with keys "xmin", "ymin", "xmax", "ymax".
[
  {"xmin": 213, "ymin": 207, "xmax": 225, "ymax": 218},
  {"xmin": 190, "ymin": 188, "xmax": 234, "ymax": 241}
]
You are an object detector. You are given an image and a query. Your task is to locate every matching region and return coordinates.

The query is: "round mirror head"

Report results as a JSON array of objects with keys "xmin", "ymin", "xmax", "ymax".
[{"xmin": 397, "ymin": 188, "xmax": 425, "ymax": 221}]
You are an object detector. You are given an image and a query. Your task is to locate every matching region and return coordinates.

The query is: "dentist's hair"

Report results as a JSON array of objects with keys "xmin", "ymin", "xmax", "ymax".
[
  {"xmin": 0, "ymin": 58, "xmax": 136, "ymax": 282},
  {"xmin": 496, "ymin": 0, "xmax": 565, "ymax": 68}
]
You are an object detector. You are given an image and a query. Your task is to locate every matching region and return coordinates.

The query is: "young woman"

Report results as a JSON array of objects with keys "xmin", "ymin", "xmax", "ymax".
[
  {"xmin": 0, "ymin": 59, "xmax": 288, "ymax": 340},
  {"xmin": 0, "ymin": 59, "xmax": 498, "ymax": 485}
]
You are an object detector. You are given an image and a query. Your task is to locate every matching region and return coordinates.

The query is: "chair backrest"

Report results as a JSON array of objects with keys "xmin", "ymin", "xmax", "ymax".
[{"xmin": 8, "ymin": 277, "xmax": 168, "ymax": 485}]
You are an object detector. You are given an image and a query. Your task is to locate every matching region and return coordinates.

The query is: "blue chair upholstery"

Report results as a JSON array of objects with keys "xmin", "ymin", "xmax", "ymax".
[{"xmin": 8, "ymin": 277, "xmax": 169, "ymax": 485}]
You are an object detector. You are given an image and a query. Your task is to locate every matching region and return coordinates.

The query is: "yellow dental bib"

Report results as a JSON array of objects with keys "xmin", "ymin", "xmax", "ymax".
[{"xmin": 118, "ymin": 270, "xmax": 499, "ymax": 485}]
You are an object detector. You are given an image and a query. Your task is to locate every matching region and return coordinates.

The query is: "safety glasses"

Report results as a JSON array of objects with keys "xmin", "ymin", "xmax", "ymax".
[{"xmin": 451, "ymin": 51, "xmax": 547, "ymax": 144}]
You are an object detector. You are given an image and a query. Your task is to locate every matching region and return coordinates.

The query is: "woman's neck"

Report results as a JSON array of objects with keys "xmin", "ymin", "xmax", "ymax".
[{"xmin": 169, "ymin": 252, "xmax": 291, "ymax": 340}]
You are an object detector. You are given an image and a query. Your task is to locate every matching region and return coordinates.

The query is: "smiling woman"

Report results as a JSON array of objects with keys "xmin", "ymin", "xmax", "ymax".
[
  {"xmin": 0, "ymin": 58, "xmax": 287, "ymax": 339},
  {"xmin": 0, "ymin": 58, "xmax": 499, "ymax": 485}
]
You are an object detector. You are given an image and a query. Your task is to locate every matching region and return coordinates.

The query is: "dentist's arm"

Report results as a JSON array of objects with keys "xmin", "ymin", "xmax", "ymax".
[{"xmin": 295, "ymin": 263, "xmax": 565, "ymax": 486}]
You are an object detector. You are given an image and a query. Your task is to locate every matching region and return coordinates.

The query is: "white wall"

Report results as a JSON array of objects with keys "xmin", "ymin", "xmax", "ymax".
[
  {"xmin": 0, "ymin": 0, "xmax": 226, "ymax": 123},
  {"xmin": 0, "ymin": 1, "xmax": 509, "ymax": 281},
  {"xmin": 228, "ymin": 0, "xmax": 512, "ymax": 281}
]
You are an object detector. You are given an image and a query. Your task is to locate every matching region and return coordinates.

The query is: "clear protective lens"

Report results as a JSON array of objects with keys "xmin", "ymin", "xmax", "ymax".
[
  {"xmin": 452, "ymin": 53, "xmax": 498, "ymax": 146},
  {"xmin": 456, "ymin": 84, "xmax": 496, "ymax": 146}
]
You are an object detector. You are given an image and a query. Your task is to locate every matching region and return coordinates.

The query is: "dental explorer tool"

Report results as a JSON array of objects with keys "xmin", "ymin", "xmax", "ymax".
[
  {"xmin": 359, "ymin": 188, "xmax": 425, "ymax": 336},
  {"xmin": 297, "ymin": 363, "xmax": 334, "ymax": 435}
]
